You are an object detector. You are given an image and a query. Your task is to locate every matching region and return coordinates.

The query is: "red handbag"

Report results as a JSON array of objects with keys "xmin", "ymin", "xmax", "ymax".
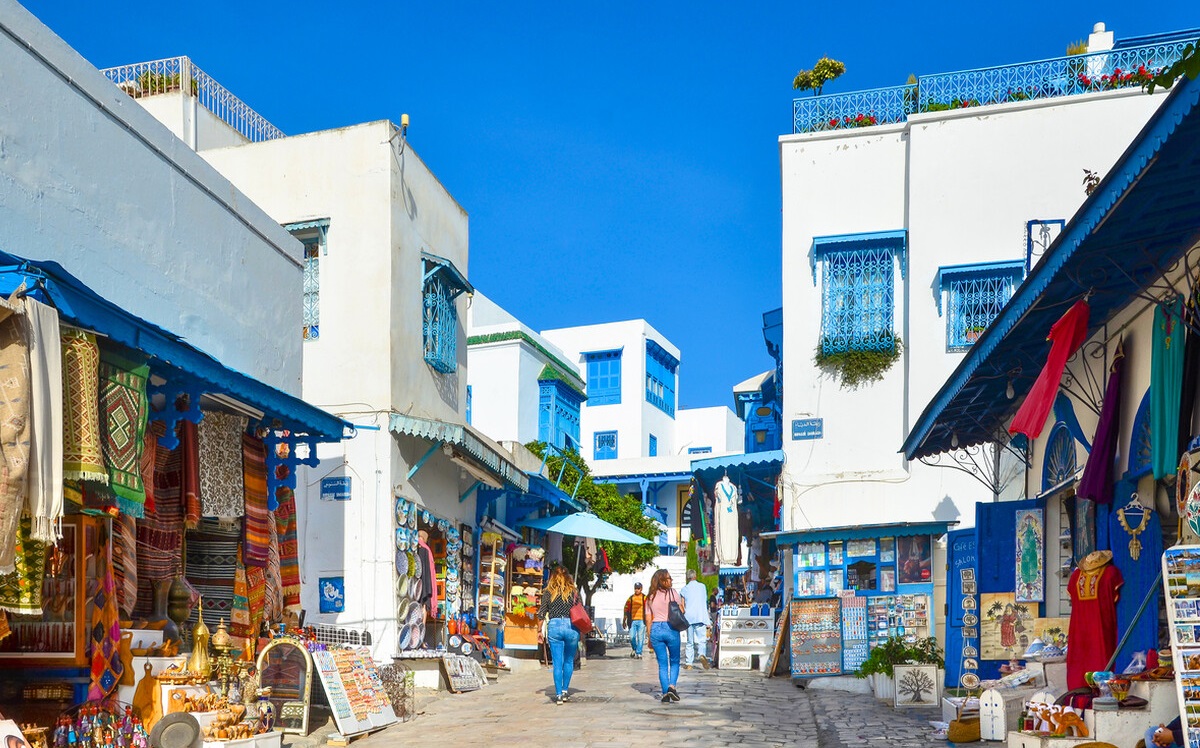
[{"xmin": 570, "ymin": 597, "xmax": 593, "ymax": 634}]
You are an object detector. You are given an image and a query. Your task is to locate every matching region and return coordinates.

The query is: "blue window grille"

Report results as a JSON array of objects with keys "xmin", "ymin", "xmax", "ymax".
[
  {"xmin": 285, "ymin": 219, "xmax": 329, "ymax": 342},
  {"xmin": 687, "ymin": 446, "xmax": 712, "ymax": 455},
  {"xmin": 649, "ymin": 434, "xmax": 658, "ymax": 457},
  {"xmin": 594, "ymin": 430, "xmax": 618, "ymax": 461},
  {"xmin": 645, "ymin": 340, "xmax": 678, "ymax": 416},
  {"xmin": 1042, "ymin": 421, "xmax": 1078, "ymax": 491},
  {"xmin": 421, "ymin": 252, "xmax": 473, "ymax": 374},
  {"xmin": 585, "ymin": 350, "xmax": 622, "ymax": 405},
  {"xmin": 937, "ymin": 261, "xmax": 1025, "ymax": 351},
  {"xmin": 466, "ymin": 385, "xmax": 472, "ymax": 425},
  {"xmin": 812, "ymin": 232, "xmax": 905, "ymax": 355},
  {"xmin": 1026, "ymin": 219, "xmax": 1066, "ymax": 272},
  {"xmin": 538, "ymin": 379, "xmax": 583, "ymax": 450}
]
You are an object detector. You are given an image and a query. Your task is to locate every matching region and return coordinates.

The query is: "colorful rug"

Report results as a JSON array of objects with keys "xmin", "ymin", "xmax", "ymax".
[
  {"xmin": 78, "ymin": 479, "xmax": 118, "ymax": 518},
  {"xmin": 113, "ymin": 513, "xmax": 138, "ymax": 618},
  {"xmin": 0, "ymin": 518, "xmax": 47, "ymax": 614},
  {"xmin": 0, "ymin": 307, "xmax": 31, "ymax": 575},
  {"xmin": 242, "ymin": 434, "xmax": 270, "ymax": 567},
  {"xmin": 140, "ymin": 426, "xmax": 158, "ymax": 515},
  {"xmin": 61, "ymin": 328, "xmax": 107, "ymax": 483},
  {"xmin": 231, "ymin": 551, "xmax": 251, "ymax": 638},
  {"xmin": 185, "ymin": 519, "xmax": 240, "ymax": 630},
  {"xmin": 265, "ymin": 508, "xmax": 283, "ymax": 622},
  {"xmin": 246, "ymin": 563, "xmax": 266, "ymax": 636},
  {"xmin": 178, "ymin": 420, "xmax": 201, "ymax": 529},
  {"xmin": 197, "ymin": 412, "xmax": 247, "ymax": 518},
  {"xmin": 87, "ymin": 535, "xmax": 123, "ymax": 700},
  {"xmin": 275, "ymin": 485, "xmax": 300, "ymax": 610},
  {"xmin": 134, "ymin": 423, "xmax": 184, "ymax": 614},
  {"xmin": 98, "ymin": 351, "xmax": 150, "ymax": 517},
  {"xmin": 25, "ymin": 298, "xmax": 63, "ymax": 545}
]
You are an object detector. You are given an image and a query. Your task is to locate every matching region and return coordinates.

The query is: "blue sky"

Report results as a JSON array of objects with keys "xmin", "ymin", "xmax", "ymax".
[{"xmin": 24, "ymin": 2, "xmax": 1197, "ymax": 409}]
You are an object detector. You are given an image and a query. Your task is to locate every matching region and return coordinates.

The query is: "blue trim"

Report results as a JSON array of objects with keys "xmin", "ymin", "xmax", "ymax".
[
  {"xmin": 687, "ymin": 446, "xmax": 712, "ymax": 455},
  {"xmin": 1053, "ymin": 392, "xmax": 1092, "ymax": 453},
  {"xmin": 645, "ymin": 340, "xmax": 677, "ymax": 416},
  {"xmin": 810, "ymin": 230, "xmax": 907, "ymax": 283},
  {"xmin": 538, "ymin": 377, "xmax": 583, "ymax": 449},
  {"xmin": 283, "ymin": 217, "xmax": 331, "ymax": 233},
  {"xmin": 1026, "ymin": 219, "xmax": 1066, "ymax": 272},
  {"xmin": 420, "ymin": 251, "xmax": 474, "ymax": 296},
  {"xmin": 407, "ymin": 441, "xmax": 441, "ymax": 480},
  {"xmin": 460, "ymin": 480, "xmax": 483, "ymax": 503},
  {"xmin": 766, "ymin": 521, "xmax": 952, "ymax": 545},
  {"xmin": 934, "ymin": 260, "xmax": 1025, "ymax": 314},
  {"xmin": 1042, "ymin": 422, "xmax": 1078, "ymax": 490}
]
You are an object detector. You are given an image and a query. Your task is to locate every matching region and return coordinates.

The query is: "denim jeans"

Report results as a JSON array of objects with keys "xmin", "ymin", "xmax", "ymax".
[
  {"xmin": 648, "ymin": 621, "xmax": 680, "ymax": 694},
  {"xmin": 629, "ymin": 619, "xmax": 646, "ymax": 655},
  {"xmin": 684, "ymin": 623, "xmax": 707, "ymax": 666},
  {"xmin": 547, "ymin": 617, "xmax": 580, "ymax": 696}
]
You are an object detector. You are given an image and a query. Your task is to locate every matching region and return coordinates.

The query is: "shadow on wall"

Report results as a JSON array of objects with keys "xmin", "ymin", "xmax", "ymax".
[
  {"xmin": 434, "ymin": 368, "xmax": 459, "ymax": 411},
  {"xmin": 392, "ymin": 136, "xmax": 419, "ymax": 222},
  {"xmin": 932, "ymin": 495, "xmax": 961, "ymax": 524}
]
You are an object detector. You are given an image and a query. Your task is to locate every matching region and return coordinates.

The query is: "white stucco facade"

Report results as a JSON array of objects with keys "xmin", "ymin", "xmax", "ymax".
[{"xmin": 780, "ymin": 70, "xmax": 1170, "ymax": 532}]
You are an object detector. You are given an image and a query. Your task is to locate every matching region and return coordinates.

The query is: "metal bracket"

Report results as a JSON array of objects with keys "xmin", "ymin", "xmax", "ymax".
[{"xmin": 407, "ymin": 441, "xmax": 442, "ymax": 481}]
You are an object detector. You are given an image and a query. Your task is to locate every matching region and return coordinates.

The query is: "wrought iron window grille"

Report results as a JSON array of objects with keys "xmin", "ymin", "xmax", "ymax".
[
  {"xmin": 938, "ymin": 263, "xmax": 1024, "ymax": 351},
  {"xmin": 421, "ymin": 253, "xmax": 472, "ymax": 374},
  {"xmin": 594, "ymin": 430, "xmax": 618, "ymax": 461}
]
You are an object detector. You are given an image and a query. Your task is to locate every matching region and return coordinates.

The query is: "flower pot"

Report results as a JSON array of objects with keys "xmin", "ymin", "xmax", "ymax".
[{"xmin": 872, "ymin": 674, "xmax": 896, "ymax": 701}]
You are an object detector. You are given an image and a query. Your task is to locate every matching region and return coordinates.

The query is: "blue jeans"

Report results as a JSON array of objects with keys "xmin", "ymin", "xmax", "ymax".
[
  {"xmin": 629, "ymin": 619, "xmax": 646, "ymax": 655},
  {"xmin": 547, "ymin": 618, "xmax": 580, "ymax": 696},
  {"xmin": 649, "ymin": 621, "xmax": 680, "ymax": 693},
  {"xmin": 684, "ymin": 623, "xmax": 707, "ymax": 666}
]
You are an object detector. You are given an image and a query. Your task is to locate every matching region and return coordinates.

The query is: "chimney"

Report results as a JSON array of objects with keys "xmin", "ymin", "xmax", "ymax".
[{"xmin": 1088, "ymin": 22, "xmax": 1114, "ymax": 53}]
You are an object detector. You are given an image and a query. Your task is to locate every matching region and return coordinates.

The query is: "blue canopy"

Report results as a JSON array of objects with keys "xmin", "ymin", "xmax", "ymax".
[{"xmin": 520, "ymin": 512, "xmax": 655, "ymax": 545}]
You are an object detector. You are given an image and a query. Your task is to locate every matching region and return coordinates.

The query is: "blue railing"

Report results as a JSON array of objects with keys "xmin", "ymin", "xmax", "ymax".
[
  {"xmin": 792, "ymin": 40, "xmax": 1192, "ymax": 134},
  {"xmin": 643, "ymin": 502, "xmax": 667, "ymax": 523}
]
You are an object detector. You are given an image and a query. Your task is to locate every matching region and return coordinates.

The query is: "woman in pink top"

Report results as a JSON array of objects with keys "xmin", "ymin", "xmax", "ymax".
[{"xmin": 645, "ymin": 568, "xmax": 684, "ymax": 702}]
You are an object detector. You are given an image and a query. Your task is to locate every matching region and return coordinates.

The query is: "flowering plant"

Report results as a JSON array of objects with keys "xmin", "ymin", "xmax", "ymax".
[
  {"xmin": 825, "ymin": 113, "xmax": 878, "ymax": 129},
  {"xmin": 1077, "ymin": 65, "xmax": 1158, "ymax": 91}
]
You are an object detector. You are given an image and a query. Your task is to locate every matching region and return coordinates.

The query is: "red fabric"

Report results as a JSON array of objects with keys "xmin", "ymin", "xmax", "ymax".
[
  {"xmin": 178, "ymin": 420, "xmax": 201, "ymax": 529},
  {"xmin": 1010, "ymin": 299, "xmax": 1091, "ymax": 439},
  {"xmin": 1066, "ymin": 563, "xmax": 1123, "ymax": 690}
]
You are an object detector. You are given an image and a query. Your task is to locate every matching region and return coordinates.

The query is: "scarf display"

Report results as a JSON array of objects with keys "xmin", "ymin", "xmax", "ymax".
[
  {"xmin": 87, "ymin": 536, "xmax": 123, "ymax": 700},
  {"xmin": 275, "ymin": 486, "xmax": 301, "ymax": 610},
  {"xmin": 62, "ymin": 328, "xmax": 107, "ymax": 483},
  {"xmin": 241, "ymin": 434, "xmax": 270, "ymax": 567},
  {"xmin": 98, "ymin": 351, "xmax": 151, "ymax": 516},
  {"xmin": 26, "ymin": 299, "xmax": 63, "ymax": 545},
  {"xmin": 112, "ymin": 513, "xmax": 138, "ymax": 618},
  {"xmin": 1010, "ymin": 299, "xmax": 1091, "ymax": 439},
  {"xmin": 0, "ymin": 518, "xmax": 47, "ymax": 614},
  {"xmin": 178, "ymin": 420, "xmax": 201, "ymax": 529},
  {"xmin": 185, "ymin": 519, "xmax": 240, "ymax": 629},
  {"xmin": 1152, "ymin": 298, "xmax": 1186, "ymax": 479},
  {"xmin": 1077, "ymin": 344, "xmax": 1125, "ymax": 505},
  {"xmin": 0, "ymin": 302, "xmax": 31, "ymax": 574},
  {"xmin": 197, "ymin": 412, "xmax": 247, "ymax": 518}
]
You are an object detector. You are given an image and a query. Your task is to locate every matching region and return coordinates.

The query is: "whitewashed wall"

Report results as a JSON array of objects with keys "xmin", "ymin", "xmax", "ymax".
[{"xmin": 677, "ymin": 406, "xmax": 743, "ymax": 454}]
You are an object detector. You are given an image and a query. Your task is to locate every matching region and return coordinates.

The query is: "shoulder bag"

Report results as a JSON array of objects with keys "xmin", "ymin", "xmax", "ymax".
[
  {"xmin": 570, "ymin": 594, "xmax": 593, "ymax": 635},
  {"xmin": 666, "ymin": 590, "xmax": 689, "ymax": 632}
]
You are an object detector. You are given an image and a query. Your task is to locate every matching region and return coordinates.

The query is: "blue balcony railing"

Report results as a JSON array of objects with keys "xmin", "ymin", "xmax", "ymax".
[
  {"xmin": 792, "ymin": 39, "xmax": 1192, "ymax": 134},
  {"xmin": 642, "ymin": 502, "xmax": 667, "ymax": 524}
]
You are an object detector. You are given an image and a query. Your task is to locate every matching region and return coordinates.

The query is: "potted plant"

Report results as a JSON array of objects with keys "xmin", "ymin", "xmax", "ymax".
[
  {"xmin": 965, "ymin": 325, "xmax": 986, "ymax": 343},
  {"xmin": 814, "ymin": 337, "xmax": 903, "ymax": 390},
  {"xmin": 857, "ymin": 635, "xmax": 945, "ymax": 701}
]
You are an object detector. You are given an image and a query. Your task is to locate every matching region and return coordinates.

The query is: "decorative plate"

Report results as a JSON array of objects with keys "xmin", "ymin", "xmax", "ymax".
[
  {"xmin": 1179, "ymin": 453, "xmax": 1192, "ymax": 516},
  {"xmin": 394, "ymin": 528, "xmax": 406, "ymax": 551},
  {"xmin": 962, "ymin": 613, "xmax": 978, "ymax": 627},
  {"xmin": 408, "ymin": 551, "xmax": 420, "ymax": 578},
  {"xmin": 407, "ymin": 601, "xmax": 426, "ymax": 627},
  {"xmin": 960, "ymin": 673, "xmax": 980, "ymax": 689},
  {"xmin": 1187, "ymin": 482, "xmax": 1200, "ymax": 538},
  {"xmin": 460, "ymin": 642, "xmax": 472, "ymax": 655},
  {"xmin": 395, "ymin": 550, "xmax": 409, "ymax": 577},
  {"xmin": 397, "ymin": 598, "xmax": 414, "ymax": 623},
  {"xmin": 399, "ymin": 625, "xmax": 413, "ymax": 651},
  {"xmin": 449, "ymin": 634, "xmax": 463, "ymax": 648},
  {"xmin": 963, "ymin": 645, "xmax": 979, "ymax": 658}
]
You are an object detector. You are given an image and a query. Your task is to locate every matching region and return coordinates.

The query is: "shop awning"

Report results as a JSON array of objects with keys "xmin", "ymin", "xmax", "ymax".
[
  {"xmin": 762, "ymin": 520, "xmax": 955, "ymax": 546},
  {"xmin": 527, "ymin": 474, "xmax": 585, "ymax": 512},
  {"xmin": 691, "ymin": 450, "xmax": 784, "ymax": 483},
  {"xmin": 0, "ymin": 250, "xmax": 348, "ymax": 439},
  {"xmin": 718, "ymin": 566, "xmax": 749, "ymax": 576},
  {"xmin": 389, "ymin": 413, "xmax": 528, "ymax": 491},
  {"xmin": 519, "ymin": 512, "xmax": 655, "ymax": 545},
  {"xmin": 903, "ymin": 76, "xmax": 1200, "ymax": 460}
]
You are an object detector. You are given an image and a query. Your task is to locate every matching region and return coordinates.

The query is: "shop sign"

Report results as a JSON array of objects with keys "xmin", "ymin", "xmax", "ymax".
[
  {"xmin": 321, "ymin": 476, "xmax": 352, "ymax": 501},
  {"xmin": 319, "ymin": 576, "xmax": 345, "ymax": 613},
  {"xmin": 791, "ymin": 418, "xmax": 824, "ymax": 440}
]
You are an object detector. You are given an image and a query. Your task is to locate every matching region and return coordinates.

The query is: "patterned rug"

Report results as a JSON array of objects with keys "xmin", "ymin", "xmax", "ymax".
[
  {"xmin": 139, "ymin": 427, "xmax": 158, "ymax": 515},
  {"xmin": 98, "ymin": 351, "xmax": 150, "ymax": 517},
  {"xmin": 231, "ymin": 551, "xmax": 251, "ymax": 638},
  {"xmin": 112, "ymin": 513, "xmax": 137, "ymax": 618},
  {"xmin": 0, "ymin": 308, "xmax": 30, "ymax": 575},
  {"xmin": 275, "ymin": 485, "xmax": 300, "ymax": 610},
  {"xmin": 242, "ymin": 434, "xmax": 270, "ymax": 567},
  {"xmin": 178, "ymin": 420, "xmax": 201, "ymax": 529},
  {"xmin": 197, "ymin": 412, "xmax": 247, "ymax": 518},
  {"xmin": 0, "ymin": 518, "xmax": 47, "ymax": 615},
  {"xmin": 61, "ymin": 328, "xmax": 107, "ymax": 483},
  {"xmin": 134, "ymin": 424, "xmax": 184, "ymax": 615},
  {"xmin": 185, "ymin": 519, "xmax": 240, "ymax": 630},
  {"xmin": 88, "ymin": 535, "xmax": 123, "ymax": 700},
  {"xmin": 265, "ymin": 507, "xmax": 283, "ymax": 622}
]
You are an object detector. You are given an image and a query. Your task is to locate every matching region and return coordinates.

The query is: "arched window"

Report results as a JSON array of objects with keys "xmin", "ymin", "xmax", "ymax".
[{"xmin": 1042, "ymin": 421, "xmax": 1077, "ymax": 491}]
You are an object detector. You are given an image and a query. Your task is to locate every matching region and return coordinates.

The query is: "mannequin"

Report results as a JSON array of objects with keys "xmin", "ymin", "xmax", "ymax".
[{"xmin": 1066, "ymin": 550, "xmax": 1124, "ymax": 690}]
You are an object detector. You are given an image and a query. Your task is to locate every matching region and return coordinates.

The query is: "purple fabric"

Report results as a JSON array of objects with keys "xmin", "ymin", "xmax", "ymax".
[{"xmin": 1077, "ymin": 346, "xmax": 1125, "ymax": 505}]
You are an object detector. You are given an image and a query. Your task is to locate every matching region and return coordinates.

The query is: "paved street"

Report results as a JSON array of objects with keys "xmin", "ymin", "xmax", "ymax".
[{"xmin": 359, "ymin": 650, "xmax": 945, "ymax": 748}]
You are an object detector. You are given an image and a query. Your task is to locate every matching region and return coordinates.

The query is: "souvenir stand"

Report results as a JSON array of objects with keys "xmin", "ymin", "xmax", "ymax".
[
  {"xmin": 0, "ymin": 254, "xmax": 347, "ymax": 747},
  {"xmin": 717, "ymin": 603, "xmax": 775, "ymax": 671}
]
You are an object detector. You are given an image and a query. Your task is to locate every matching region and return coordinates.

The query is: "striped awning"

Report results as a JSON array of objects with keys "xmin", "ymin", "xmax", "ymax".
[{"xmin": 389, "ymin": 413, "xmax": 528, "ymax": 491}]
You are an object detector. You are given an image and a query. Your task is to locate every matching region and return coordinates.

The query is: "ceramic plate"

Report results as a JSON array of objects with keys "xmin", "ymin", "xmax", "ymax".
[
  {"xmin": 449, "ymin": 634, "xmax": 463, "ymax": 648},
  {"xmin": 407, "ymin": 551, "xmax": 419, "ymax": 578},
  {"xmin": 460, "ymin": 642, "xmax": 472, "ymax": 656},
  {"xmin": 407, "ymin": 601, "xmax": 426, "ymax": 627},
  {"xmin": 395, "ymin": 550, "xmax": 409, "ymax": 577},
  {"xmin": 960, "ymin": 673, "xmax": 980, "ymax": 689}
]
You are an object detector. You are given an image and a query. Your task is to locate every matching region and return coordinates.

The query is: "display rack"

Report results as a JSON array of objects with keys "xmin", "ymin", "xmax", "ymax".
[
  {"xmin": 503, "ymin": 545, "xmax": 544, "ymax": 650},
  {"xmin": 1163, "ymin": 544, "xmax": 1200, "ymax": 748},
  {"xmin": 790, "ymin": 597, "xmax": 842, "ymax": 678},
  {"xmin": 841, "ymin": 595, "xmax": 869, "ymax": 672},
  {"xmin": 716, "ymin": 605, "xmax": 775, "ymax": 670},
  {"xmin": 866, "ymin": 593, "xmax": 929, "ymax": 648},
  {"xmin": 476, "ymin": 534, "xmax": 505, "ymax": 625}
]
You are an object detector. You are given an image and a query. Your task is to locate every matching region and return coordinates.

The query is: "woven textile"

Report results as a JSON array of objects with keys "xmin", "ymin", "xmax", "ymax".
[
  {"xmin": 265, "ymin": 508, "xmax": 283, "ymax": 622},
  {"xmin": 197, "ymin": 412, "xmax": 247, "ymax": 518},
  {"xmin": 178, "ymin": 420, "xmax": 201, "ymax": 529},
  {"xmin": 242, "ymin": 435, "xmax": 270, "ymax": 567},
  {"xmin": 0, "ymin": 609, "xmax": 9, "ymax": 643},
  {"xmin": 135, "ymin": 422, "xmax": 184, "ymax": 611},
  {"xmin": 231, "ymin": 552, "xmax": 251, "ymax": 638},
  {"xmin": 0, "ymin": 307, "xmax": 31, "ymax": 575},
  {"xmin": 98, "ymin": 352, "xmax": 150, "ymax": 516},
  {"xmin": 87, "ymin": 537, "xmax": 123, "ymax": 699},
  {"xmin": 246, "ymin": 563, "xmax": 266, "ymax": 635},
  {"xmin": 25, "ymin": 299, "xmax": 63, "ymax": 545},
  {"xmin": 0, "ymin": 518, "xmax": 46, "ymax": 614},
  {"xmin": 275, "ymin": 486, "xmax": 300, "ymax": 610},
  {"xmin": 113, "ymin": 513, "xmax": 137, "ymax": 617},
  {"xmin": 140, "ymin": 427, "xmax": 158, "ymax": 515},
  {"xmin": 61, "ymin": 328, "xmax": 107, "ymax": 483},
  {"xmin": 185, "ymin": 519, "xmax": 240, "ymax": 630},
  {"xmin": 79, "ymin": 480, "xmax": 118, "ymax": 518}
]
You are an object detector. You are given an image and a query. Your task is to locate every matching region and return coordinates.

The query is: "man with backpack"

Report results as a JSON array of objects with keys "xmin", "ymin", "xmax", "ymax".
[{"xmin": 623, "ymin": 582, "xmax": 647, "ymax": 658}]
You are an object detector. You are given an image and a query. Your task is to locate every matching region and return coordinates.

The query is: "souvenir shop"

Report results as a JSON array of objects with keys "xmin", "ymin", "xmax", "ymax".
[
  {"xmin": 0, "ymin": 252, "xmax": 355, "ymax": 745},
  {"xmin": 902, "ymin": 79, "xmax": 1200, "ymax": 746}
]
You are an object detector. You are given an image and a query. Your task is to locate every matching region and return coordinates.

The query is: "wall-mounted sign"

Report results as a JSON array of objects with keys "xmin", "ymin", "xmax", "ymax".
[
  {"xmin": 321, "ymin": 476, "xmax": 352, "ymax": 501},
  {"xmin": 319, "ymin": 577, "xmax": 345, "ymax": 613},
  {"xmin": 792, "ymin": 418, "xmax": 824, "ymax": 441}
]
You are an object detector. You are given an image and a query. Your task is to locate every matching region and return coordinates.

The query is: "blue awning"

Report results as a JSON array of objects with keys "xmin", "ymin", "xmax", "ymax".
[
  {"xmin": 904, "ymin": 76, "xmax": 1200, "ymax": 460},
  {"xmin": 0, "ymin": 250, "xmax": 348, "ymax": 439},
  {"xmin": 762, "ymin": 521, "xmax": 954, "ymax": 546},
  {"xmin": 691, "ymin": 450, "xmax": 784, "ymax": 478},
  {"xmin": 718, "ymin": 566, "xmax": 749, "ymax": 576},
  {"xmin": 389, "ymin": 413, "xmax": 528, "ymax": 491},
  {"xmin": 527, "ymin": 473, "xmax": 585, "ymax": 512}
]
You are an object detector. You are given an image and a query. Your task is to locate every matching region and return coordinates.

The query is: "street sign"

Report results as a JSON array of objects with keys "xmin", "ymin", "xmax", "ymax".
[
  {"xmin": 321, "ymin": 476, "xmax": 352, "ymax": 501},
  {"xmin": 791, "ymin": 418, "xmax": 824, "ymax": 440}
]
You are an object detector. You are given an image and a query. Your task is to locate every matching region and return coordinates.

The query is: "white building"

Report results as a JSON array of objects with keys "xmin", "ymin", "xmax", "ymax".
[{"xmin": 777, "ymin": 23, "xmax": 1185, "ymax": 533}]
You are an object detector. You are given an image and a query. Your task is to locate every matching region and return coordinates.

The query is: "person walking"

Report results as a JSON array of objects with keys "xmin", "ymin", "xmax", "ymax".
[
  {"xmin": 538, "ymin": 566, "xmax": 582, "ymax": 705},
  {"xmin": 645, "ymin": 568, "xmax": 683, "ymax": 702},
  {"xmin": 623, "ymin": 582, "xmax": 647, "ymax": 659},
  {"xmin": 679, "ymin": 570, "xmax": 711, "ymax": 669}
]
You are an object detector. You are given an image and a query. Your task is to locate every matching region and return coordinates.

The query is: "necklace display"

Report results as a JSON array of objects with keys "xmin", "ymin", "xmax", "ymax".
[{"xmin": 1116, "ymin": 504, "xmax": 1150, "ymax": 560}]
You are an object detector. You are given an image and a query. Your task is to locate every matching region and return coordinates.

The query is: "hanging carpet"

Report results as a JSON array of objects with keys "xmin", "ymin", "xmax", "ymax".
[
  {"xmin": 0, "ymin": 518, "xmax": 47, "ymax": 615},
  {"xmin": 0, "ymin": 296, "xmax": 31, "ymax": 575},
  {"xmin": 61, "ymin": 327, "xmax": 107, "ymax": 483},
  {"xmin": 26, "ymin": 297, "xmax": 63, "ymax": 545},
  {"xmin": 98, "ymin": 351, "xmax": 150, "ymax": 517},
  {"xmin": 87, "ymin": 534, "xmax": 124, "ymax": 700},
  {"xmin": 275, "ymin": 486, "xmax": 300, "ymax": 610},
  {"xmin": 197, "ymin": 411, "xmax": 247, "ymax": 518},
  {"xmin": 112, "ymin": 513, "xmax": 137, "ymax": 618},
  {"xmin": 185, "ymin": 519, "xmax": 240, "ymax": 629},
  {"xmin": 241, "ymin": 434, "xmax": 270, "ymax": 567}
]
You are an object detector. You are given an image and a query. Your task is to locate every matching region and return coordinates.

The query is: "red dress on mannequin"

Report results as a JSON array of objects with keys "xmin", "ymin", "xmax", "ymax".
[
  {"xmin": 1066, "ymin": 551, "xmax": 1123, "ymax": 690},
  {"xmin": 1010, "ymin": 299, "xmax": 1091, "ymax": 439}
]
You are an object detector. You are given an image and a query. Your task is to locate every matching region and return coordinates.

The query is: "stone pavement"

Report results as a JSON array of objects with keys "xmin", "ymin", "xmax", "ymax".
[{"xmin": 356, "ymin": 650, "xmax": 946, "ymax": 748}]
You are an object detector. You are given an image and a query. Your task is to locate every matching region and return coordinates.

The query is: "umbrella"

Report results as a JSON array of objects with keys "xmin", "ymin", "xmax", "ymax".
[{"xmin": 519, "ymin": 512, "xmax": 654, "ymax": 545}]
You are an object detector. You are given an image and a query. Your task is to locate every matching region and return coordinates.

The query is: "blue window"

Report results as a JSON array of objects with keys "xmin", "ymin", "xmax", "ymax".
[
  {"xmin": 421, "ymin": 252, "xmax": 473, "ymax": 374},
  {"xmin": 649, "ymin": 434, "xmax": 658, "ymax": 457},
  {"xmin": 594, "ymin": 430, "xmax": 618, "ymax": 460},
  {"xmin": 937, "ymin": 261, "xmax": 1024, "ymax": 351},
  {"xmin": 645, "ymin": 340, "xmax": 678, "ymax": 416},
  {"xmin": 585, "ymin": 350, "xmax": 622, "ymax": 405},
  {"xmin": 285, "ymin": 219, "xmax": 329, "ymax": 342},
  {"xmin": 687, "ymin": 446, "xmax": 712, "ymax": 455},
  {"xmin": 466, "ymin": 385, "xmax": 472, "ymax": 425},
  {"xmin": 812, "ymin": 231, "xmax": 905, "ymax": 355},
  {"xmin": 538, "ymin": 377, "xmax": 584, "ymax": 451}
]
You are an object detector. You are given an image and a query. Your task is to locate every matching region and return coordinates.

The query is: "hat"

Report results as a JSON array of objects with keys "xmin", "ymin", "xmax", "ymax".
[{"xmin": 634, "ymin": 582, "xmax": 643, "ymax": 589}]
